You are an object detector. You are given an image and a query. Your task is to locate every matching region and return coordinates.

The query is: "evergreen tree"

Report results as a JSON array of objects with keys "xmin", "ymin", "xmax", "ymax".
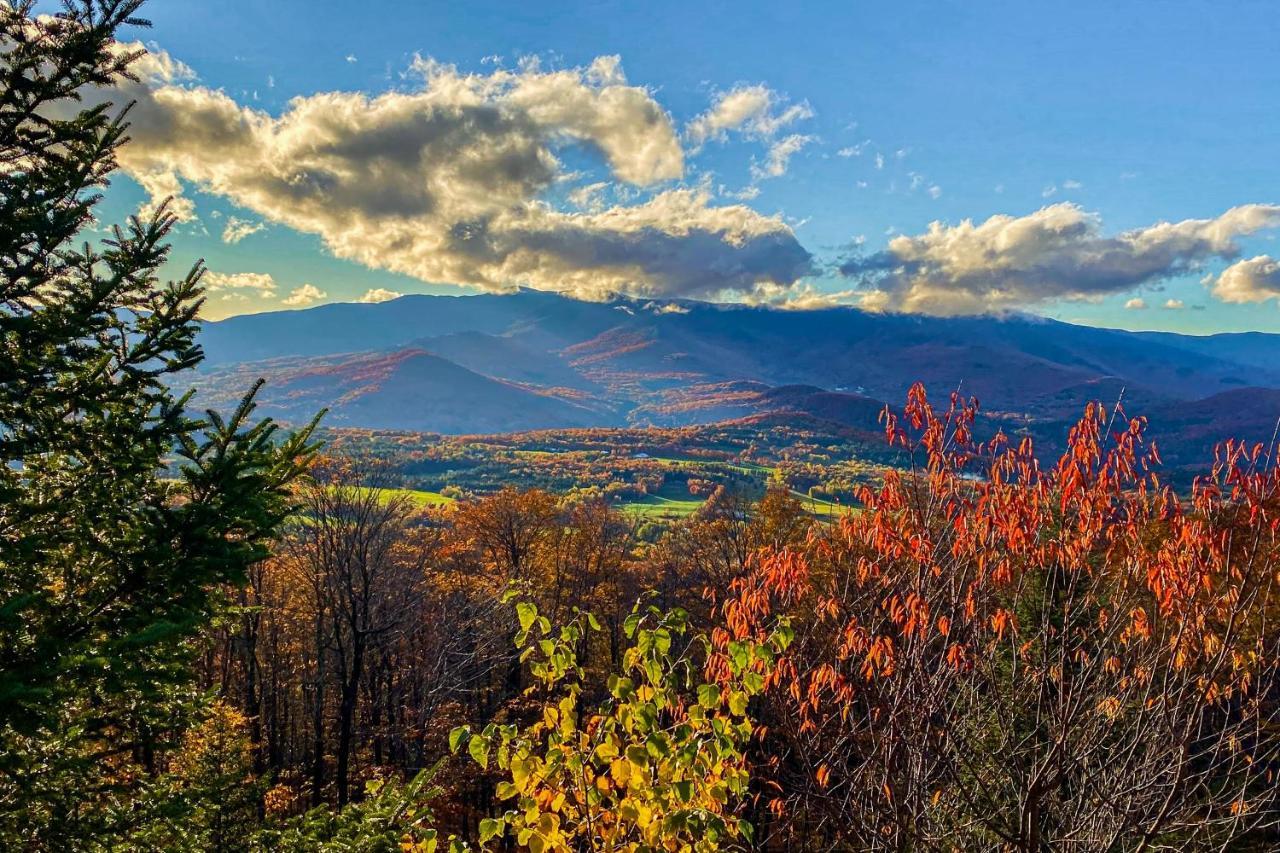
[{"xmin": 0, "ymin": 1, "xmax": 319, "ymax": 844}]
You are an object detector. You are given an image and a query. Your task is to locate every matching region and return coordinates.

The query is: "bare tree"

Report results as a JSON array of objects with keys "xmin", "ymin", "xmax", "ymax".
[{"xmin": 284, "ymin": 461, "xmax": 423, "ymax": 806}]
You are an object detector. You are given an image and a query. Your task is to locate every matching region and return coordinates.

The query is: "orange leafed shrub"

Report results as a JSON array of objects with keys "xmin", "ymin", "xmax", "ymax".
[{"xmin": 713, "ymin": 384, "xmax": 1280, "ymax": 851}]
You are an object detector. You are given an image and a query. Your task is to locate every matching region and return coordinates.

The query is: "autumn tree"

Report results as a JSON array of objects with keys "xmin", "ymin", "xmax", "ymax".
[
  {"xmin": 542, "ymin": 498, "xmax": 642, "ymax": 671},
  {"xmin": 130, "ymin": 703, "xmax": 263, "ymax": 853},
  {"xmin": 282, "ymin": 461, "xmax": 428, "ymax": 807},
  {"xmin": 452, "ymin": 596, "xmax": 793, "ymax": 852},
  {"xmin": 720, "ymin": 386, "xmax": 1280, "ymax": 850},
  {"xmin": 651, "ymin": 485, "xmax": 812, "ymax": 631}
]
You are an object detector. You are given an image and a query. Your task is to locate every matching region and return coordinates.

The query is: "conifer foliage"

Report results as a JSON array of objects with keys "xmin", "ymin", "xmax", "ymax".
[{"xmin": 0, "ymin": 1, "xmax": 318, "ymax": 843}]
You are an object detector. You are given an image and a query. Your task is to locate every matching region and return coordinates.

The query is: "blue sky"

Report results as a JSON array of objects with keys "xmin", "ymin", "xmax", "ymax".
[{"xmin": 92, "ymin": 0, "xmax": 1280, "ymax": 332}]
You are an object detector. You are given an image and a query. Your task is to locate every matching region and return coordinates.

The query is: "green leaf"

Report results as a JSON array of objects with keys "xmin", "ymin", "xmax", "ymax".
[
  {"xmin": 448, "ymin": 726, "xmax": 469, "ymax": 753},
  {"xmin": 517, "ymin": 601, "xmax": 538, "ymax": 633},
  {"xmin": 469, "ymin": 734, "xmax": 491, "ymax": 769},
  {"xmin": 479, "ymin": 817, "xmax": 503, "ymax": 842}
]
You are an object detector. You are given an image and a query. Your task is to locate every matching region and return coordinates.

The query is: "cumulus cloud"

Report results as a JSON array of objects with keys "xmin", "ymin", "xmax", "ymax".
[
  {"xmin": 282, "ymin": 283, "xmax": 326, "ymax": 306},
  {"xmin": 135, "ymin": 169, "xmax": 196, "ymax": 222},
  {"xmin": 1210, "ymin": 255, "xmax": 1280, "ymax": 304},
  {"xmin": 203, "ymin": 271, "xmax": 277, "ymax": 296},
  {"xmin": 1125, "ymin": 297, "xmax": 1148, "ymax": 310},
  {"xmin": 685, "ymin": 84, "xmax": 812, "ymax": 148},
  {"xmin": 87, "ymin": 47, "xmax": 811, "ymax": 301},
  {"xmin": 1163, "ymin": 298, "xmax": 1185, "ymax": 310},
  {"xmin": 840, "ymin": 203, "xmax": 1280, "ymax": 316},
  {"xmin": 356, "ymin": 287, "xmax": 403, "ymax": 303},
  {"xmin": 221, "ymin": 216, "xmax": 264, "ymax": 244}
]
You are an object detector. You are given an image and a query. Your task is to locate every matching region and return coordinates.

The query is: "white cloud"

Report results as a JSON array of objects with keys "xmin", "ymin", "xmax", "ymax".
[
  {"xmin": 1210, "ymin": 255, "xmax": 1280, "ymax": 304},
  {"xmin": 742, "ymin": 281, "xmax": 859, "ymax": 310},
  {"xmin": 1163, "ymin": 298, "xmax": 1185, "ymax": 310},
  {"xmin": 837, "ymin": 140, "xmax": 870, "ymax": 157},
  {"xmin": 128, "ymin": 43, "xmax": 196, "ymax": 84},
  {"xmin": 1124, "ymin": 297, "xmax": 1148, "ymax": 310},
  {"xmin": 203, "ymin": 271, "xmax": 277, "ymax": 296},
  {"xmin": 1063, "ymin": 179, "xmax": 1083, "ymax": 190},
  {"xmin": 644, "ymin": 300, "xmax": 689, "ymax": 314},
  {"xmin": 685, "ymin": 84, "xmax": 812, "ymax": 147},
  {"xmin": 345, "ymin": 54, "xmax": 357, "ymax": 63},
  {"xmin": 282, "ymin": 283, "xmax": 327, "ymax": 306},
  {"xmin": 840, "ymin": 203, "xmax": 1280, "ymax": 316},
  {"xmin": 752, "ymin": 134, "xmax": 812, "ymax": 180},
  {"xmin": 567, "ymin": 181, "xmax": 610, "ymax": 211},
  {"xmin": 134, "ymin": 169, "xmax": 196, "ymax": 222},
  {"xmin": 928, "ymin": 185, "xmax": 942, "ymax": 200},
  {"xmin": 874, "ymin": 153, "xmax": 884, "ymax": 170},
  {"xmin": 356, "ymin": 287, "xmax": 403, "ymax": 303},
  {"xmin": 221, "ymin": 216, "xmax": 264, "ymax": 244},
  {"xmin": 89, "ymin": 48, "xmax": 811, "ymax": 302}
]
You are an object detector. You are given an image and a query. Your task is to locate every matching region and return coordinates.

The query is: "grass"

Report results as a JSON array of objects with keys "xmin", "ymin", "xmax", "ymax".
[
  {"xmin": 646, "ymin": 456, "xmax": 777, "ymax": 476},
  {"xmin": 619, "ymin": 490, "xmax": 846, "ymax": 522},
  {"xmin": 617, "ymin": 493, "xmax": 706, "ymax": 519},
  {"xmin": 788, "ymin": 489, "xmax": 848, "ymax": 518},
  {"xmin": 354, "ymin": 486, "xmax": 456, "ymax": 508}
]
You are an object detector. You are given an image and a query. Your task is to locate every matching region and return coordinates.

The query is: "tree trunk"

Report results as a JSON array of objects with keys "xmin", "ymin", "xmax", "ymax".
[{"xmin": 336, "ymin": 634, "xmax": 364, "ymax": 807}]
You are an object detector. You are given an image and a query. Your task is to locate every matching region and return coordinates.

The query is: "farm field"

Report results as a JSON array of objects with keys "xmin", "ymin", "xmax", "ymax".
[{"xmin": 322, "ymin": 420, "xmax": 889, "ymax": 524}]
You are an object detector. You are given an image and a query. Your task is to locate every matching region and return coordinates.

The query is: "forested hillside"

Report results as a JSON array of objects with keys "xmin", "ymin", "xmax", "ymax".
[{"xmin": 194, "ymin": 290, "xmax": 1280, "ymax": 474}]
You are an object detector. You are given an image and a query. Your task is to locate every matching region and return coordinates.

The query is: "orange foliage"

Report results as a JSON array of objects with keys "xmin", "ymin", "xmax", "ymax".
[{"xmin": 713, "ymin": 383, "xmax": 1280, "ymax": 849}]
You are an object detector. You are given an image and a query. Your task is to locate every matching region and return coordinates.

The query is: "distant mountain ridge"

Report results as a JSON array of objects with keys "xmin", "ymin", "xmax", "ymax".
[{"xmin": 195, "ymin": 291, "xmax": 1280, "ymax": 468}]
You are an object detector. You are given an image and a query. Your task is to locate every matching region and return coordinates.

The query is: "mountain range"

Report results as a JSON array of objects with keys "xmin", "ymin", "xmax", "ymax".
[{"xmin": 195, "ymin": 290, "xmax": 1280, "ymax": 470}]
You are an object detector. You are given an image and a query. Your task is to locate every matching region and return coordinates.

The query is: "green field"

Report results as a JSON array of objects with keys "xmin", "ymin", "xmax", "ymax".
[
  {"xmin": 356, "ymin": 486, "xmax": 457, "ymax": 508},
  {"xmin": 647, "ymin": 456, "xmax": 776, "ymax": 476},
  {"xmin": 789, "ymin": 489, "xmax": 848, "ymax": 517},
  {"xmin": 614, "ymin": 482, "xmax": 847, "ymax": 522},
  {"xmin": 617, "ymin": 493, "xmax": 706, "ymax": 519}
]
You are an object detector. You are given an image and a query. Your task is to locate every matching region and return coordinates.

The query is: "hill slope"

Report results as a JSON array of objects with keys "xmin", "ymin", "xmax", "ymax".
[
  {"xmin": 195, "ymin": 347, "xmax": 613, "ymax": 433},
  {"xmin": 197, "ymin": 291, "xmax": 1280, "ymax": 441}
]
